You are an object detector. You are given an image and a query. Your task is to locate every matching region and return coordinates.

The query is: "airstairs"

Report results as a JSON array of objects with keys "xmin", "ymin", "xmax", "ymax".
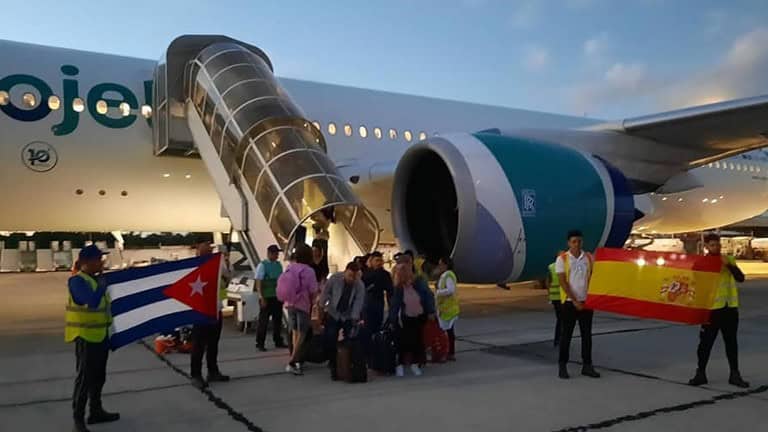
[{"xmin": 153, "ymin": 36, "xmax": 379, "ymax": 269}]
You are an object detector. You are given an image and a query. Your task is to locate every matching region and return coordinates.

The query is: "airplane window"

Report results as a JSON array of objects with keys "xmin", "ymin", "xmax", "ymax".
[
  {"xmin": 750, "ymin": 165, "xmax": 755, "ymax": 172},
  {"xmin": 141, "ymin": 104, "xmax": 153, "ymax": 119},
  {"xmin": 22, "ymin": 92, "xmax": 37, "ymax": 108},
  {"xmin": 389, "ymin": 129, "xmax": 398, "ymax": 140},
  {"xmin": 729, "ymin": 163, "xmax": 734, "ymax": 170},
  {"xmin": 312, "ymin": 121, "xmax": 320, "ymax": 130},
  {"xmin": 328, "ymin": 122, "xmax": 337, "ymax": 135},
  {"xmin": 48, "ymin": 95, "xmax": 61, "ymax": 111},
  {"xmin": 119, "ymin": 102, "xmax": 131, "ymax": 117},
  {"xmin": 344, "ymin": 124, "xmax": 353, "ymax": 137},
  {"xmin": 374, "ymin": 127, "xmax": 382, "ymax": 139},
  {"xmin": 708, "ymin": 163, "xmax": 713, "ymax": 168},
  {"xmin": 419, "ymin": 131, "xmax": 427, "ymax": 141},
  {"xmin": 95, "ymin": 100, "xmax": 108, "ymax": 115},
  {"xmin": 0, "ymin": 90, "xmax": 8, "ymax": 106},
  {"xmin": 758, "ymin": 166, "xmax": 762, "ymax": 173},
  {"xmin": 72, "ymin": 98, "xmax": 85, "ymax": 113},
  {"xmin": 359, "ymin": 126, "xmax": 368, "ymax": 138},
  {"xmin": 404, "ymin": 130, "xmax": 413, "ymax": 142}
]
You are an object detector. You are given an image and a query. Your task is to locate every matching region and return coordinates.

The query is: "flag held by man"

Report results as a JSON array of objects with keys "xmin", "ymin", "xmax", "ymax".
[
  {"xmin": 106, "ymin": 253, "xmax": 222, "ymax": 350},
  {"xmin": 586, "ymin": 248, "xmax": 722, "ymax": 324}
]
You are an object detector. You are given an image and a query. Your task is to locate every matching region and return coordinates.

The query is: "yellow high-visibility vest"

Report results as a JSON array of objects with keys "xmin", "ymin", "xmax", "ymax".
[
  {"xmin": 64, "ymin": 272, "xmax": 111, "ymax": 343},
  {"xmin": 437, "ymin": 270, "xmax": 460, "ymax": 322},
  {"xmin": 548, "ymin": 263, "xmax": 561, "ymax": 301},
  {"xmin": 712, "ymin": 255, "xmax": 739, "ymax": 308},
  {"xmin": 559, "ymin": 251, "xmax": 593, "ymax": 302}
]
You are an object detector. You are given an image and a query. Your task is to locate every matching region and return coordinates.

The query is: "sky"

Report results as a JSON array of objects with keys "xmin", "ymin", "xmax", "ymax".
[{"xmin": 2, "ymin": 0, "xmax": 768, "ymax": 119}]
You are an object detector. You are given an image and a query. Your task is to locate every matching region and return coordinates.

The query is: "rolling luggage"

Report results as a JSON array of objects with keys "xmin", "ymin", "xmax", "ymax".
[
  {"xmin": 336, "ymin": 330, "xmax": 367, "ymax": 383},
  {"xmin": 336, "ymin": 342, "xmax": 352, "ymax": 382},
  {"xmin": 304, "ymin": 331, "xmax": 328, "ymax": 364},
  {"xmin": 369, "ymin": 329, "xmax": 397, "ymax": 374},
  {"xmin": 423, "ymin": 320, "xmax": 449, "ymax": 363}
]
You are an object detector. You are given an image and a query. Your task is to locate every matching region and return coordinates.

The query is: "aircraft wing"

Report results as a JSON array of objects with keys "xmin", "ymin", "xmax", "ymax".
[{"xmin": 588, "ymin": 94, "xmax": 768, "ymax": 167}]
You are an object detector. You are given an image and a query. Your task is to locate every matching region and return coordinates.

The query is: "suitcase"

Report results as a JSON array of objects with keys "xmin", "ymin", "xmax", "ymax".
[
  {"xmin": 304, "ymin": 331, "xmax": 328, "ymax": 364},
  {"xmin": 423, "ymin": 320, "xmax": 449, "ymax": 363},
  {"xmin": 369, "ymin": 330, "xmax": 397, "ymax": 374},
  {"xmin": 336, "ymin": 343, "xmax": 352, "ymax": 382},
  {"xmin": 336, "ymin": 337, "xmax": 367, "ymax": 383}
]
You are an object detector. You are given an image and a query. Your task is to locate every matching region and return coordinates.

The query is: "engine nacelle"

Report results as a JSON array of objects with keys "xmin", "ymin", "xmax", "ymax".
[{"xmin": 392, "ymin": 132, "xmax": 635, "ymax": 283}]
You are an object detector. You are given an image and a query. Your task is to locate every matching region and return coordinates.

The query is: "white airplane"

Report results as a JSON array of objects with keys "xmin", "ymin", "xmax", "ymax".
[{"xmin": 1, "ymin": 35, "xmax": 768, "ymax": 282}]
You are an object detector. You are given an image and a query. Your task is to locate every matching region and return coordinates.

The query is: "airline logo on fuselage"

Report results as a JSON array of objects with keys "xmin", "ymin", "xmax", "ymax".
[{"xmin": 0, "ymin": 65, "xmax": 152, "ymax": 136}]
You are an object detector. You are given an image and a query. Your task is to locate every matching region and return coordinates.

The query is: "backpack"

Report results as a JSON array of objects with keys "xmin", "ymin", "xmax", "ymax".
[{"xmin": 276, "ymin": 265, "xmax": 299, "ymax": 304}]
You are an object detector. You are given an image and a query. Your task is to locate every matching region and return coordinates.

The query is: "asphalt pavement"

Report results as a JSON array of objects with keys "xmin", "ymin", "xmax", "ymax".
[{"xmin": 0, "ymin": 272, "xmax": 765, "ymax": 431}]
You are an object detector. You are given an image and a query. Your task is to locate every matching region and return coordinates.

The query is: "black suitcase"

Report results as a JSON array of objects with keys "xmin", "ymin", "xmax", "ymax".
[
  {"xmin": 304, "ymin": 331, "xmax": 328, "ymax": 364},
  {"xmin": 347, "ymin": 337, "xmax": 368, "ymax": 383},
  {"xmin": 369, "ymin": 330, "xmax": 396, "ymax": 374}
]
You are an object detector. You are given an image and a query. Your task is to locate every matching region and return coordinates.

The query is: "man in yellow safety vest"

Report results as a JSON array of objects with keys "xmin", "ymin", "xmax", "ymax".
[
  {"xmin": 555, "ymin": 230, "xmax": 600, "ymax": 380},
  {"xmin": 689, "ymin": 233, "xmax": 750, "ymax": 388},
  {"xmin": 545, "ymin": 253, "xmax": 563, "ymax": 347},
  {"xmin": 66, "ymin": 245, "xmax": 120, "ymax": 432}
]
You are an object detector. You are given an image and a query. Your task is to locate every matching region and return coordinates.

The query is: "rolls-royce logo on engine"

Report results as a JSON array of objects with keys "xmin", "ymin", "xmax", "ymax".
[
  {"xmin": 22, "ymin": 141, "xmax": 58, "ymax": 173},
  {"xmin": 521, "ymin": 189, "xmax": 536, "ymax": 217}
]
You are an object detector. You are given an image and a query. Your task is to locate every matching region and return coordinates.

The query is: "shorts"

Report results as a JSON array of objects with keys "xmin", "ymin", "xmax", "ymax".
[{"xmin": 286, "ymin": 308, "xmax": 310, "ymax": 333}]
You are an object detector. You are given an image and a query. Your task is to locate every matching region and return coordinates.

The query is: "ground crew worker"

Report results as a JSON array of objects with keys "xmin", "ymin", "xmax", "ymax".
[
  {"xmin": 556, "ymin": 230, "xmax": 600, "ymax": 379},
  {"xmin": 255, "ymin": 244, "xmax": 287, "ymax": 352},
  {"xmin": 689, "ymin": 233, "xmax": 750, "ymax": 388},
  {"xmin": 545, "ymin": 254, "xmax": 563, "ymax": 347},
  {"xmin": 435, "ymin": 256, "xmax": 459, "ymax": 361},
  {"xmin": 66, "ymin": 245, "xmax": 120, "ymax": 432},
  {"xmin": 190, "ymin": 241, "xmax": 230, "ymax": 389}
]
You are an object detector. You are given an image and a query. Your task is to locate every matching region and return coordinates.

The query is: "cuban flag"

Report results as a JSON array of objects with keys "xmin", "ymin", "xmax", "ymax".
[{"xmin": 105, "ymin": 253, "xmax": 222, "ymax": 350}]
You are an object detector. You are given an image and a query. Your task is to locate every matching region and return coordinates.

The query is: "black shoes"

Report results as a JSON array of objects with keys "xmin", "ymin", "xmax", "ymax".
[
  {"xmin": 191, "ymin": 375, "xmax": 208, "ymax": 389},
  {"xmin": 256, "ymin": 344, "xmax": 267, "ymax": 352},
  {"xmin": 207, "ymin": 372, "xmax": 231, "ymax": 382},
  {"xmin": 581, "ymin": 365, "xmax": 601, "ymax": 378},
  {"xmin": 688, "ymin": 369, "xmax": 708, "ymax": 386},
  {"xmin": 558, "ymin": 364, "xmax": 570, "ymax": 379},
  {"xmin": 72, "ymin": 420, "xmax": 91, "ymax": 432},
  {"xmin": 87, "ymin": 409, "xmax": 120, "ymax": 425},
  {"xmin": 688, "ymin": 369, "xmax": 749, "ymax": 388},
  {"xmin": 729, "ymin": 371, "xmax": 750, "ymax": 388}
]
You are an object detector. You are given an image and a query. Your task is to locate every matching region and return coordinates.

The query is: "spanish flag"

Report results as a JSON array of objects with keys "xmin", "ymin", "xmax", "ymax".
[{"xmin": 585, "ymin": 248, "xmax": 722, "ymax": 324}]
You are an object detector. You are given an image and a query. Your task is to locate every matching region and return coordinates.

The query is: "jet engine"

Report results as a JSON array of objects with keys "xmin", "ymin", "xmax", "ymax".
[{"xmin": 391, "ymin": 132, "xmax": 635, "ymax": 283}]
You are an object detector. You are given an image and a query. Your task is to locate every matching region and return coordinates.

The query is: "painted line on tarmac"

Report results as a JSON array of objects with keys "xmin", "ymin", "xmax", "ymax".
[
  {"xmin": 0, "ymin": 382, "xmax": 188, "ymax": 408},
  {"xmin": 552, "ymin": 385, "xmax": 768, "ymax": 431},
  {"xmin": 139, "ymin": 340, "xmax": 266, "ymax": 432},
  {"xmin": 0, "ymin": 364, "xmax": 173, "ymax": 387}
]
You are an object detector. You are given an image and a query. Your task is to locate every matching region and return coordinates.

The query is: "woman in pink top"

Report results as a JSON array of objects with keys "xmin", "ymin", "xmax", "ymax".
[
  {"xmin": 277, "ymin": 244, "xmax": 318, "ymax": 375},
  {"xmin": 388, "ymin": 263, "xmax": 436, "ymax": 377}
]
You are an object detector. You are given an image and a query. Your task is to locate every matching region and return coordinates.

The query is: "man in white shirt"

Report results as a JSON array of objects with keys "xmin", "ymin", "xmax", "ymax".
[{"xmin": 555, "ymin": 230, "xmax": 600, "ymax": 379}]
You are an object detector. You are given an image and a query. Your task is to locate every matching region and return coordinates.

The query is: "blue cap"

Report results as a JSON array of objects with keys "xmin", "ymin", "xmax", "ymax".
[{"xmin": 79, "ymin": 245, "xmax": 109, "ymax": 261}]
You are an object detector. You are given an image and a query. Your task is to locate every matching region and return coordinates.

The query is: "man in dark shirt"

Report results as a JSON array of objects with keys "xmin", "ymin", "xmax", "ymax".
[
  {"xmin": 362, "ymin": 252, "xmax": 393, "ymax": 331},
  {"xmin": 361, "ymin": 252, "xmax": 393, "ymax": 363}
]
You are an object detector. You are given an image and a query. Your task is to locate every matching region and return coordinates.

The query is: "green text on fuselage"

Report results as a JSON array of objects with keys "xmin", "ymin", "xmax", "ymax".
[{"xmin": 0, "ymin": 65, "xmax": 152, "ymax": 136}]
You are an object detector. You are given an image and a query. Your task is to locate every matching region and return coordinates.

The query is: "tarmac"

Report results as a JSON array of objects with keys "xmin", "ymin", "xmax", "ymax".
[{"xmin": 0, "ymin": 272, "xmax": 765, "ymax": 431}]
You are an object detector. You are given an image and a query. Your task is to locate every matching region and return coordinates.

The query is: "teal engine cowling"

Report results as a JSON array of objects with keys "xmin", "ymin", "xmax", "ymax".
[{"xmin": 391, "ymin": 132, "xmax": 635, "ymax": 283}]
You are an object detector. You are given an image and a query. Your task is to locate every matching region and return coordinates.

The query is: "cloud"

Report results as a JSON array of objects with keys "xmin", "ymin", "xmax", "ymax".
[
  {"xmin": 661, "ymin": 27, "xmax": 768, "ymax": 108},
  {"xmin": 568, "ymin": 27, "xmax": 768, "ymax": 117},
  {"xmin": 524, "ymin": 45, "xmax": 550, "ymax": 71},
  {"xmin": 569, "ymin": 61, "xmax": 655, "ymax": 114},
  {"xmin": 583, "ymin": 33, "xmax": 608, "ymax": 58}
]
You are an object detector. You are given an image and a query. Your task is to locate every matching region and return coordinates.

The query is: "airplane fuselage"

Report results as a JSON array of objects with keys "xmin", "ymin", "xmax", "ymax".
[{"xmin": 1, "ymin": 40, "xmax": 767, "ymax": 241}]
